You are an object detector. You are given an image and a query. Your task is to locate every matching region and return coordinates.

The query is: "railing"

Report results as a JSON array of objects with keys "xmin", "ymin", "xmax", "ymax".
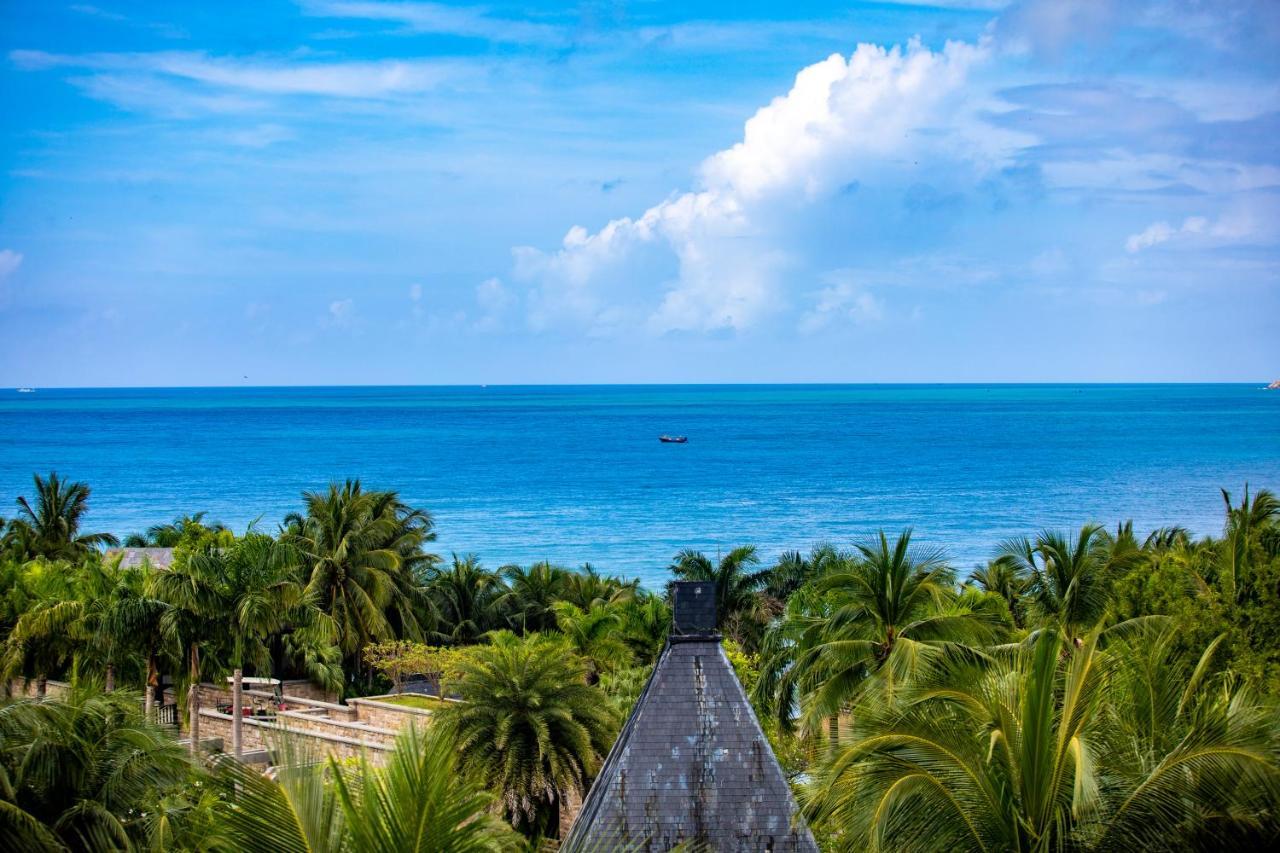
[{"xmin": 156, "ymin": 703, "xmax": 179, "ymax": 727}]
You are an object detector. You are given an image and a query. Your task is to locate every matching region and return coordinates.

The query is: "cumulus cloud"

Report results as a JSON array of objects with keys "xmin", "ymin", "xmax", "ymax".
[
  {"xmin": 1125, "ymin": 207, "xmax": 1277, "ymax": 253},
  {"xmin": 799, "ymin": 276, "xmax": 885, "ymax": 334},
  {"xmin": 513, "ymin": 38, "xmax": 992, "ymax": 336}
]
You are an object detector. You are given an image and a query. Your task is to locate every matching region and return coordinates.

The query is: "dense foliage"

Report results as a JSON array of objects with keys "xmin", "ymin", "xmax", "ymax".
[{"xmin": 3, "ymin": 471, "xmax": 1279, "ymax": 850}]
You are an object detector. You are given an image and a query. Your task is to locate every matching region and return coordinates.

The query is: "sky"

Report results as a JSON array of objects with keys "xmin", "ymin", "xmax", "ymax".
[{"xmin": 0, "ymin": 0, "xmax": 1277, "ymax": 386}]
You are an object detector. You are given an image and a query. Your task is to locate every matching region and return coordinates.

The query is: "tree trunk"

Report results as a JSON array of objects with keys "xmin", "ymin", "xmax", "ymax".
[
  {"xmin": 828, "ymin": 714, "xmax": 839, "ymax": 755},
  {"xmin": 232, "ymin": 667, "xmax": 243, "ymax": 759},
  {"xmin": 105, "ymin": 663, "xmax": 115, "ymax": 693},
  {"xmin": 145, "ymin": 656, "xmax": 158, "ymax": 722},
  {"xmin": 188, "ymin": 645, "xmax": 201, "ymax": 755},
  {"xmin": 36, "ymin": 675, "xmax": 47, "ymax": 700}
]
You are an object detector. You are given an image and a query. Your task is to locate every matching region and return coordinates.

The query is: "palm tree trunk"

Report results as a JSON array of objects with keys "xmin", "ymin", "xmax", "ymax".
[
  {"xmin": 232, "ymin": 667, "xmax": 243, "ymax": 759},
  {"xmin": 105, "ymin": 663, "xmax": 115, "ymax": 692},
  {"xmin": 188, "ymin": 644, "xmax": 201, "ymax": 755},
  {"xmin": 145, "ymin": 655, "xmax": 157, "ymax": 722},
  {"xmin": 828, "ymin": 714, "xmax": 839, "ymax": 754}
]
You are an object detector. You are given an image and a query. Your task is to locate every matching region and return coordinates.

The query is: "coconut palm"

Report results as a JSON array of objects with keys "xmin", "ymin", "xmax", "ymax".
[
  {"xmin": 996, "ymin": 524, "xmax": 1112, "ymax": 644},
  {"xmin": 147, "ymin": 548, "xmax": 228, "ymax": 753},
  {"xmin": 7, "ymin": 472, "xmax": 118, "ymax": 561},
  {"xmin": 758, "ymin": 530, "xmax": 998, "ymax": 738},
  {"xmin": 552, "ymin": 600, "xmax": 634, "ymax": 683},
  {"xmin": 124, "ymin": 512, "xmax": 228, "ymax": 548},
  {"xmin": 616, "ymin": 592, "xmax": 672, "ymax": 664},
  {"xmin": 188, "ymin": 534, "xmax": 305, "ymax": 757},
  {"xmin": 0, "ymin": 689, "xmax": 198, "ymax": 851},
  {"xmin": 284, "ymin": 480, "xmax": 433, "ymax": 681},
  {"xmin": 669, "ymin": 545, "xmax": 773, "ymax": 649},
  {"xmin": 810, "ymin": 625, "xmax": 1280, "ymax": 852},
  {"xmin": 2, "ymin": 560, "xmax": 81, "ymax": 698},
  {"xmin": 439, "ymin": 631, "xmax": 618, "ymax": 837},
  {"xmin": 560, "ymin": 563, "xmax": 639, "ymax": 610},
  {"xmin": 968, "ymin": 556, "xmax": 1029, "ymax": 629},
  {"xmin": 216, "ymin": 722, "xmax": 519, "ymax": 852},
  {"xmin": 425, "ymin": 554, "xmax": 508, "ymax": 644},
  {"xmin": 499, "ymin": 561, "xmax": 570, "ymax": 633}
]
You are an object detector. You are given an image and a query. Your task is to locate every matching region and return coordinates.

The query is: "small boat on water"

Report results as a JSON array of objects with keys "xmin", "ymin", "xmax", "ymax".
[
  {"xmin": 659, "ymin": 435, "xmax": 688, "ymax": 444},
  {"xmin": 16, "ymin": 388, "xmax": 35, "ymax": 393}
]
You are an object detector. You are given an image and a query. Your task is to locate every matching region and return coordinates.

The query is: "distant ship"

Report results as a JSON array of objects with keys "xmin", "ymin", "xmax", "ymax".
[
  {"xmin": 16, "ymin": 388, "xmax": 35, "ymax": 393},
  {"xmin": 659, "ymin": 435, "xmax": 688, "ymax": 444}
]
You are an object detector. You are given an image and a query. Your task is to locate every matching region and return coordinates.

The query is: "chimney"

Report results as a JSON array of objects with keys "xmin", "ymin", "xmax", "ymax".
[{"xmin": 670, "ymin": 580, "xmax": 718, "ymax": 638}]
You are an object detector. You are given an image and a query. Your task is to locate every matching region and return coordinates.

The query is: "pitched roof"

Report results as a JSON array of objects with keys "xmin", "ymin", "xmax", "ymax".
[
  {"xmin": 105, "ymin": 547, "xmax": 175, "ymax": 568},
  {"xmin": 562, "ymin": 581, "xmax": 818, "ymax": 852}
]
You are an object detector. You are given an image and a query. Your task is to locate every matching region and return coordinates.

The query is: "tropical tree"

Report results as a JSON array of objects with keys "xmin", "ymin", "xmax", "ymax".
[
  {"xmin": 968, "ymin": 556, "xmax": 1029, "ymax": 630},
  {"xmin": 499, "ymin": 561, "xmax": 570, "ymax": 633},
  {"xmin": 669, "ymin": 545, "xmax": 773, "ymax": 649},
  {"xmin": 552, "ymin": 601, "xmax": 634, "ymax": 683},
  {"xmin": 997, "ymin": 524, "xmax": 1111, "ymax": 644},
  {"xmin": 757, "ymin": 530, "xmax": 999, "ymax": 741},
  {"xmin": 123, "ymin": 512, "xmax": 228, "ymax": 548},
  {"xmin": 0, "ymin": 690, "xmax": 200, "ymax": 851},
  {"xmin": 283, "ymin": 480, "xmax": 435, "ymax": 683},
  {"xmin": 147, "ymin": 547, "xmax": 228, "ymax": 753},
  {"xmin": 188, "ymin": 534, "xmax": 305, "ymax": 757},
  {"xmin": 809, "ymin": 625, "xmax": 1280, "ymax": 851},
  {"xmin": 615, "ymin": 592, "xmax": 671, "ymax": 665},
  {"xmin": 216, "ymin": 723, "xmax": 520, "ymax": 852},
  {"xmin": 6, "ymin": 472, "xmax": 118, "ymax": 561},
  {"xmin": 439, "ymin": 631, "xmax": 618, "ymax": 837},
  {"xmin": 560, "ymin": 563, "xmax": 639, "ymax": 610},
  {"xmin": 424, "ymin": 554, "xmax": 508, "ymax": 645},
  {"xmin": 2, "ymin": 560, "xmax": 80, "ymax": 698}
]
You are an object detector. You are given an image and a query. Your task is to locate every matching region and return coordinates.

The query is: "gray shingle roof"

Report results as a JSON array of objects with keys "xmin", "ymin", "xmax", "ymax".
[{"xmin": 562, "ymin": 582, "xmax": 818, "ymax": 852}]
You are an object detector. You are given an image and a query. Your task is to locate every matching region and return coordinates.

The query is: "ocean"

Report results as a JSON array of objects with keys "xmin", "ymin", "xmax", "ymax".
[{"xmin": 1, "ymin": 384, "xmax": 1277, "ymax": 588}]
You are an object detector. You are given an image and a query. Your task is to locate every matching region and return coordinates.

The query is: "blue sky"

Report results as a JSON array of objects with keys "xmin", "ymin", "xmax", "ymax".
[{"xmin": 1, "ymin": 0, "xmax": 1277, "ymax": 385}]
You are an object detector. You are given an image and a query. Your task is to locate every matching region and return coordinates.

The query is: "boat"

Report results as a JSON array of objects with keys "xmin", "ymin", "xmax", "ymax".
[
  {"xmin": 16, "ymin": 388, "xmax": 34, "ymax": 393},
  {"xmin": 659, "ymin": 435, "xmax": 688, "ymax": 443}
]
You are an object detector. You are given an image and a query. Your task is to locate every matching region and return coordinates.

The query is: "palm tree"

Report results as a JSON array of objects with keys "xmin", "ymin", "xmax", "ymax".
[
  {"xmin": 810, "ymin": 625, "xmax": 1280, "ymax": 851},
  {"xmin": 215, "ymin": 723, "xmax": 519, "ymax": 852},
  {"xmin": 0, "ymin": 689, "xmax": 198, "ymax": 851},
  {"xmin": 968, "ymin": 556, "xmax": 1029, "ymax": 629},
  {"xmin": 147, "ymin": 548, "xmax": 228, "ymax": 754},
  {"xmin": 124, "ymin": 512, "xmax": 228, "ymax": 548},
  {"xmin": 439, "ymin": 631, "xmax": 619, "ymax": 837},
  {"xmin": 425, "ymin": 554, "xmax": 508, "ymax": 645},
  {"xmin": 560, "ymin": 563, "xmax": 639, "ymax": 610},
  {"xmin": 189, "ymin": 534, "xmax": 305, "ymax": 758},
  {"xmin": 997, "ymin": 524, "xmax": 1111, "ymax": 644},
  {"xmin": 499, "ymin": 561, "xmax": 570, "ymax": 633},
  {"xmin": 757, "ymin": 530, "xmax": 998, "ymax": 740},
  {"xmin": 284, "ymin": 480, "xmax": 433, "ymax": 682},
  {"xmin": 8, "ymin": 472, "xmax": 118, "ymax": 560},
  {"xmin": 2, "ymin": 560, "xmax": 80, "ymax": 698},
  {"xmin": 1220, "ymin": 484, "xmax": 1279, "ymax": 604},
  {"xmin": 669, "ymin": 545, "xmax": 773, "ymax": 649},
  {"xmin": 552, "ymin": 600, "xmax": 634, "ymax": 683},
  {"xmin": 616, "ymin": 592, "xmax": 671, "ymax": 665}
]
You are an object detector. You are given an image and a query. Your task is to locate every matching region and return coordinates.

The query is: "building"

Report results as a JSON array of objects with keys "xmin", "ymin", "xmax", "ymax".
[{"xmin": 562, "ymin": 580, "xmax": 819, "ymax": 851}]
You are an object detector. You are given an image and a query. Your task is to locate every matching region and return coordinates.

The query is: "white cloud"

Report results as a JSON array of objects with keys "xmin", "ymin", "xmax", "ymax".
[
  {"xmin": 799, "ymin": 277, "xmax": 885, "ymax": 333},
  {"xmin": 475, "ymin": 277, "xmax": 512, "ymax": 313},
  {"xmin": 1124, "ymin": 210, "xmax": 1276, "ymax": 253},
  {"xmin": 512, "ymin": 38, "xmax": 992, "ymax": 335},
  {"xmin": 301, "ymin": 1, "xmax": 563, "ymax": 46},
  {"xmin": 0, "ymin": 249, "xmax": 22, "ymax": 279},
  {"xmin": 408, "ymin": 282, "xmax": 422, "ymax": 301},
  {"xmin": 11, "ymin": 49, "xmax": 466, "ymax": 99},
  {"xmin": 325, "ymin": 298, "xmax": 354, "ymax": 327}
]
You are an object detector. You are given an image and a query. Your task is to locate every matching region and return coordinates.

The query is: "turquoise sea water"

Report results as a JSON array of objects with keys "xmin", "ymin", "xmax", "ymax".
[{"xmin": 1, "ymin": 384, "xmax": 1277, "ymax": 588}]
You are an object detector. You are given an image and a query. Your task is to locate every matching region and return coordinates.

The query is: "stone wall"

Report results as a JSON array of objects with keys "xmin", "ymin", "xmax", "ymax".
[
  {"xmin": 198, "ymin": 709, "xmax": 394, "ymax": 763},
  {"xmin": 346, "ymin": 697, "xmax": 437, "ymax": 732}
]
